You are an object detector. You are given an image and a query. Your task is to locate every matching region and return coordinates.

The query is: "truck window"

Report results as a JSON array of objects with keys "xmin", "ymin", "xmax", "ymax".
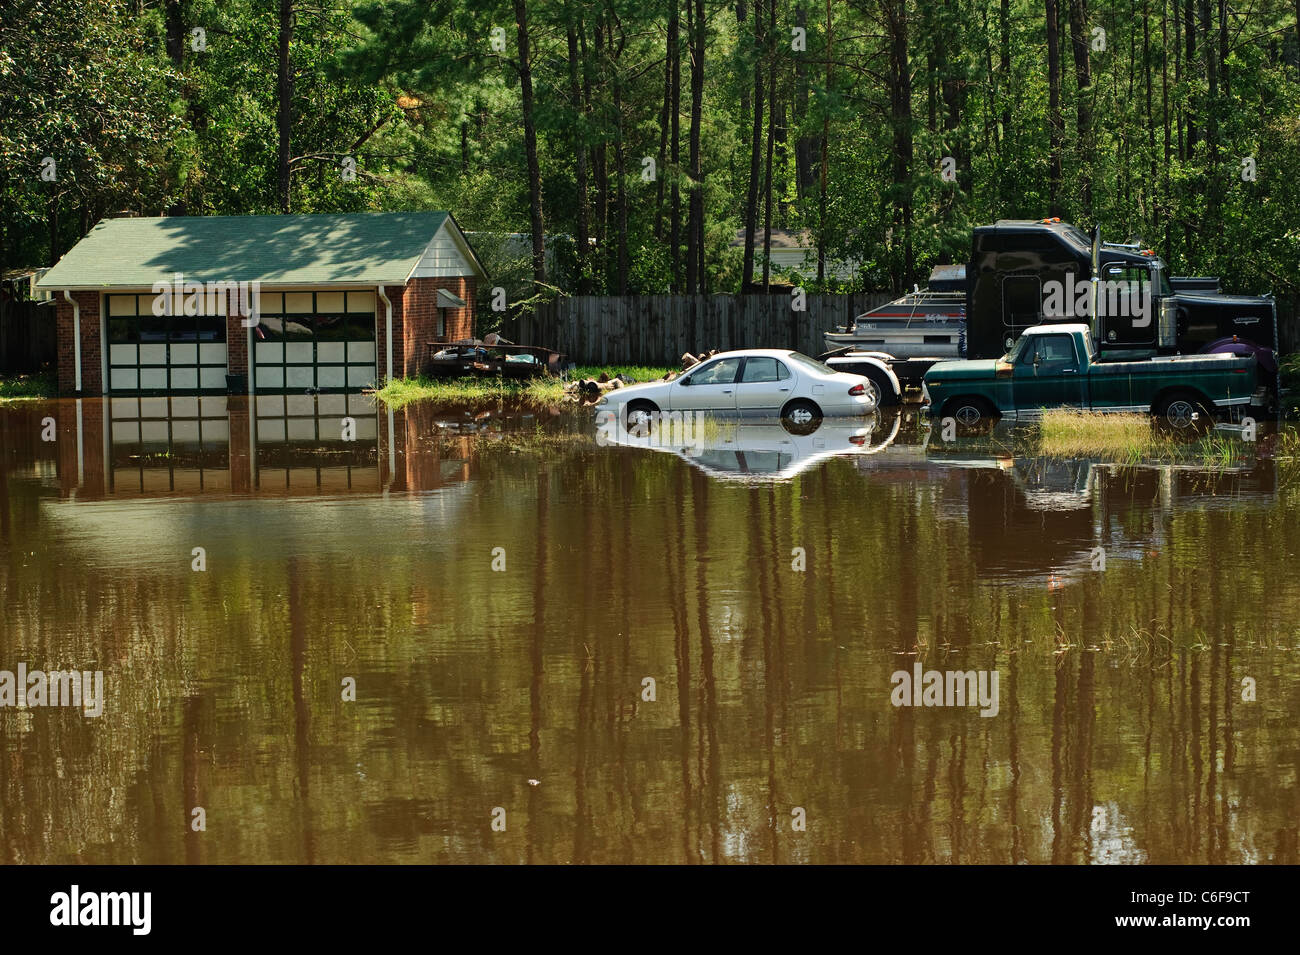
[
  {"xmin": 1003, "ymin": 275, "xmax": 1041, "ymax": 327},
  {"xmin": 1016, "ymin": 333, "xmax": 1078, "ymax": 371}
]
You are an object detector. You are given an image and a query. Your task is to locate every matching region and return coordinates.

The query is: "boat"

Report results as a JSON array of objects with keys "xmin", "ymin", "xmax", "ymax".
[{"xmin": 823, "ymin": 265, "xmax": 967, "ymax": 358}]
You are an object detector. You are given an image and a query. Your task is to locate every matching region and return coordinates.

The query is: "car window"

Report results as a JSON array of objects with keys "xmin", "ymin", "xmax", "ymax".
[
  {"xmin": 686, "ymin": 357, "xmax": 742, "ymax": 385},
  {"xmin": 740, "ymin": 357, "xmax": 788, "ymax": 383},
  {"xmin": 785, "ymin": 352, "xmax": 832, "ymax": 375}
]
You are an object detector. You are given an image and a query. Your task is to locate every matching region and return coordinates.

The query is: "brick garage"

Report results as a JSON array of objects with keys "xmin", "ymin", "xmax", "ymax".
[{"xmin": 37, "ymin": 212, "xmax": 487, "ymax": 395}]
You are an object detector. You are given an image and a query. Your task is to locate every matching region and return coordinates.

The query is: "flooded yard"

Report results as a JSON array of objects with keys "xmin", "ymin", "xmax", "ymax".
[{"xmin": 1, "ymin": 397, "xmax": 1298, "ymax": 864}]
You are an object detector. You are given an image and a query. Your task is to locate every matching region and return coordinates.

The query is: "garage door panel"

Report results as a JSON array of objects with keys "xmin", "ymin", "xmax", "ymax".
[
  {"xmin": 347, "ymin": 365, "xmax": 376, "ymax": 388},
  {"xmin": 140, "ymin": 344, "xmax": 168, "ymax": 365},
  {"xmin": 286, "ymin": 366, "xmax": 314, "ymax": 388},
  {"xmin": 170, "ymin": 368, "xmax": 199, "ymax": 390},
  {"xmin": 317, "ymin": 366, "xmax": 346, "ymax": 389},
  {"xmin": 257, "ymin": 366, "xmax": 284, "ymax": 389},
  {"xmin": 111, "ymin": 369, "xmax": 139, "ymax": 391},
  {"xmin": 170, "ymin": 344, "xmax": 197, "ymax": 365},
  {"xmin": 200, "ymin": 343, "xmax": 227, "ymax": 365},
  {"xmin": 317, "ymin": 342, "xmax": 345, "ymax": 363},
  {"xmin": 347, "ymin": 341, "xmax": 376, "ymax": 364},
  {"xmin": 200, "ymin": 367, "xmax": 228, "ymax": 390},
  {"xmin": 286, "ymin": 342, "xmax": 314, "ymax": 364}
]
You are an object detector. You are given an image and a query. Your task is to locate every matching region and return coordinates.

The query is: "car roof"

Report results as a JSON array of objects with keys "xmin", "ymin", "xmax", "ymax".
[{"xmin": 705, "ymin": 348, "xmax": 801, "ymax": 358}]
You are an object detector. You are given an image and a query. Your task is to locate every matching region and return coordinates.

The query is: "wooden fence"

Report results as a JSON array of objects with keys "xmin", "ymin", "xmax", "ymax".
[
  {"xmin": 502, "ymin": 293, "xmax": 895, "ymax": 366},
  {"xmin": 0, "ymin": 300, "xmax": 56, "ymax": 374}
]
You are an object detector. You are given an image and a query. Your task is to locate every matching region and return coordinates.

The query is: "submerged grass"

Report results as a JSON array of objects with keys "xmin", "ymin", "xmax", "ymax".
[
  {"xmin": 1035, "ymin": 409, "xmax": 1244, "ymax": 467},
  {"xmin": 375, "ymin": 365, "xmax": 676, "ymax": 410}
]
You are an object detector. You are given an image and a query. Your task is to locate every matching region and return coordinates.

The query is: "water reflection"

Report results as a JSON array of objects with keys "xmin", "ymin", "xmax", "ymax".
[{"xmin": 0, "ymin": 399, "xmax": 1296, "ymax": 864}]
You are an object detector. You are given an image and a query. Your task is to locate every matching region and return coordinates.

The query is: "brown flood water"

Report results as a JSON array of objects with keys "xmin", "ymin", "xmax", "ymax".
[{"xmin": 0, "ymin": 395, "xmax": 1298, "ymax": 864}]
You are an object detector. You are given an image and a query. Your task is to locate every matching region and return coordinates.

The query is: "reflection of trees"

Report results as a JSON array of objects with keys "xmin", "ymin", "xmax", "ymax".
[{"xmin": 0, "ymin": 428, "xmax": 1297, "ymax": 863}]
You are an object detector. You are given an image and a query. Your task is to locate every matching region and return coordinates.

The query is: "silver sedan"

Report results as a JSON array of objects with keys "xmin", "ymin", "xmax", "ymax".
[{"xmin": 596, "ymin": 349, "xmax": 878, "ymax": 435}]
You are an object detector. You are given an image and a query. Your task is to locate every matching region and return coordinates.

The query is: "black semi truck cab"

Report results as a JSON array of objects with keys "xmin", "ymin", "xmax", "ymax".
[{"xmin": 965, "ymin": 220, "xmax": 1278, "ymax": 397}]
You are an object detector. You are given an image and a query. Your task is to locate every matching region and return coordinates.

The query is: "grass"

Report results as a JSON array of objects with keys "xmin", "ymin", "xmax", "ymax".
[
  {"xmin": 1036, "ymin": 409, "xmax": 1244, "ymax": 466},
  {"xmin": 375, "ymin": 365, "xmax": 677, "ymax": 409},
  {"xmin": 0, "ymin": 371, "xmax": 55, "ymax": 402}
]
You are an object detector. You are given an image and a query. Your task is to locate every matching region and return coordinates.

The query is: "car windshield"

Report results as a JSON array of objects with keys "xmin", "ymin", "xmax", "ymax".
[{"xmin": 784, "ymin": 352, "xmax": 832, "ymax": 375}]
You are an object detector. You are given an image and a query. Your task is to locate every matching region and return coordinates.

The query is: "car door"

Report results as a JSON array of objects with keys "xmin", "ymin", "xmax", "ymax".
[
  {"xmin": 733, "ymin": 356, "xmax": 791, "ymax": 415},
  {"xmin": 1011, "ymin": 333, "xmax": 1086, "ymax": 411},
  {"xmin": 670, "ymin": 356, "xmax": 742, "ymax": 411}
]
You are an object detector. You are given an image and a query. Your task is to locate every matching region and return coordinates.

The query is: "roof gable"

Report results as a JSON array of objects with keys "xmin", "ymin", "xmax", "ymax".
[{"xmin": 36, "ymin": 212, "xmax": 485, "ymax": 289}]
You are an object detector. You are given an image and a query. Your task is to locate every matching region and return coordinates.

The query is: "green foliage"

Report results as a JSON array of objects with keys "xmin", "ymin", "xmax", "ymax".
[{"xmin": 2, "ymin": 0, "xmax": 1297, "ymax": 307}]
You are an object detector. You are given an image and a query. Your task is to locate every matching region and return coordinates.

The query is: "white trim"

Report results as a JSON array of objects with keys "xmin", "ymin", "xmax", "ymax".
[
  {"xmin": 377, "ymin": 285, "xmax": 393, "ymax": 382},
  {"xmin": 63, "ymin": 290, "xmax": 82, "ymax": 393}
]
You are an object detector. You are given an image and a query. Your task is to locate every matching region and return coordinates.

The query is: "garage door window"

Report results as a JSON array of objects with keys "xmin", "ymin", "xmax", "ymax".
[
  {"xmin": 106, "ymin": 294, "xmax": 228, "ymax": 394},
  {"xmin": 253, "ymin": 291, "xmax": 376, "ymax": 392}
]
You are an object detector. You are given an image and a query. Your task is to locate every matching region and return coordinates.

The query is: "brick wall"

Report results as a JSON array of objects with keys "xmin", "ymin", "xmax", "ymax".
[
  {"xmin": 54, "ymin": 291, "xmax": 102, "ymax": 395},
  {"xmin": 225, "ymin": 314, "xmax": 248, "ymax": 376},
  {"xmin": 375, "ymin": 278, "xmax": 476, "ymax": 381},
  {"xmin": 401, "ymin": 276, "xmax": 477, "ymax": 378}
]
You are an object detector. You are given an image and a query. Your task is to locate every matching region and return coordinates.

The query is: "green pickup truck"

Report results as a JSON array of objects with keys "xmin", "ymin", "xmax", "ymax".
[{"xmin": 923, "ymin": 323, "xmax": 1259, "ymax": 429}]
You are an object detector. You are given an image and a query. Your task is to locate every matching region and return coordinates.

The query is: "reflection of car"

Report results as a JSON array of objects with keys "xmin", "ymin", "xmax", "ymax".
[
  {"xmin": 596, "ymin": 348, "xmax": 877, "ymax": 436},
  {"xmin": 594, "ymin": 416, "xmax": 896, "ymax": 483}
]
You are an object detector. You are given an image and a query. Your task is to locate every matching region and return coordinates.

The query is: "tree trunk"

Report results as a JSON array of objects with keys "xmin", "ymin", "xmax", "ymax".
[
  {"xmin": 761, "ymin": 0, "xmax": 776, "ymax": 287},
  {"xmin": 1184, "ymin": 0, "xmax": 1196, "ymax": 150},
  {"xmin": 1067, "ymin": 0, "xmax": 1092, "ymax": 215},
  {"xmin": 686, "ymin": 0, "xmax": 705, "ymax": 294},
  {"xmin": 886, "ymin": 0, "xmax": 913, "ymax": 291},
  {"xmin": 610, "ymin": 15, "xmax": 628, "ymax": 294},
  {"xmin": 818, "ymin": 0, "xmax": 831, "ymax": 283},
  {"xmin": 513, "ymin": 0, "xmax": 546, "ymax": 288},
  {"xmin": 566, "ymin": 9, "xmax": 592, "ymax": 293},
  {"xmin": 742, "ymin": 0, "xmax": 765, "ymax": 290},
  {"xmin": 1046, "ymin": 0, "xmax": 1063, "ymax": 216},
  {"xmin": 276, "ymin": 0, "xmax": 293, "ymax": 213},
  {"xmin": 670, "ymin": 5, "xmax": 682, "ymax": 292}
]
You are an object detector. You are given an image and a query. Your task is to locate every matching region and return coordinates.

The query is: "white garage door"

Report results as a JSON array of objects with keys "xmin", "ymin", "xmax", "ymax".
[
  {"xmin": 106, "ymin": 294, "xmax": 228, "ymax": 393},
  {"xmin": 253, "ymin": 291, "xmax": 376, "ymax": 392}
]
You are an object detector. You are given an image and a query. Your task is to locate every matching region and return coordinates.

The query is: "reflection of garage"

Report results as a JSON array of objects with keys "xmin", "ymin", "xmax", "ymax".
[{"xmin": 38, "ymin": 212, "xmax": 487, "ymax": 396}]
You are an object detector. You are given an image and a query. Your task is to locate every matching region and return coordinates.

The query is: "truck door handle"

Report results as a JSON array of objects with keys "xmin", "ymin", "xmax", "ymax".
[
  {"xmin": 779, "ymin": 387, "xmax": 790, "ymax": 392},
  {"xmin": 1062, "ymin": 368, "xmax": 1077, "ymax": 374},
  {"xmin": 722, "ymin": 389, "xmax": 732, "ymax": 394}
]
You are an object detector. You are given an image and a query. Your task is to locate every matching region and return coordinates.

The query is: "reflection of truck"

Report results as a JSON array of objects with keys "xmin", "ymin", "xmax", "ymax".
[
  {"xmin": 823, "ymin": 219, "xmax": 1278, "ymax": 407},
  {"xmin": 922, "ymin": 323, "xmax": 1260, "ymax": 428}
]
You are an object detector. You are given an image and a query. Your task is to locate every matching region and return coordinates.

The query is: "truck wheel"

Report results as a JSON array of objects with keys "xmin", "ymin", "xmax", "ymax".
[
  {"xmin": 781, "ymin": 399, "xmax": 823, "ymax": 435},
  {"xmin": 1155, "ymin": 392, "xmax": 1212, "ymax": 431},
  {"xmin": 941, "ymin": 396, "xmax": 998, "ymax": 431}
]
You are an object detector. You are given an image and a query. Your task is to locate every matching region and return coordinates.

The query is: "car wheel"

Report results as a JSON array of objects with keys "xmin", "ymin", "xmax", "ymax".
[
  {"xmin": 624, "ymin": 399, "xmax": 658, "ymax": 436},
  {"xmin": 1155, "ymin": 392, "xmax": 1211, "ymax": 431},
  {"xmin": 941, "ymin": 397, "xmax": 999, "ymax": 432},
  {"xmin": 781, "ymin": 399, "xmax": 823, "ymax": 435}
]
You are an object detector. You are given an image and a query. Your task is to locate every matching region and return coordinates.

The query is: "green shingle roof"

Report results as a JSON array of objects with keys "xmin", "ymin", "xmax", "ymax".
[{"xmin": 37, "ymin": 212, "xmax": 482, "ymax": 289}]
